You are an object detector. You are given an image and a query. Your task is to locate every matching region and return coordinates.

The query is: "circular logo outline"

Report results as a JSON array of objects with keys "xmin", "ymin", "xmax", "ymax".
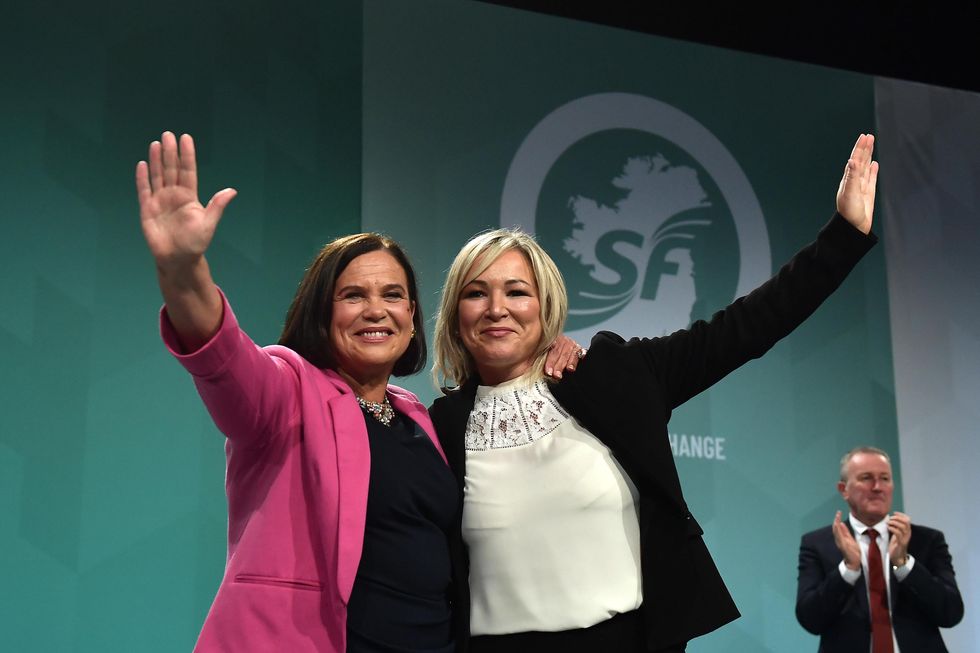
[{"xmin": 500, "ymin": 92, "xmax": 770, "ymax": 301}]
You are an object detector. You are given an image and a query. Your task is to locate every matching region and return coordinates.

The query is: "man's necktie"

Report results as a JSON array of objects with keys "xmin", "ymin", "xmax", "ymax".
[{"xmin": 865, "ymin": 529, "xmax": 894, "ymax": 653}]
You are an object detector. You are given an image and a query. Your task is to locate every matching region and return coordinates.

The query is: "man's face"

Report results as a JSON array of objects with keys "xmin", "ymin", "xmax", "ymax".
[{"xmin": 838, "ymin": 452, "xmax": 894, "ymax": 525}]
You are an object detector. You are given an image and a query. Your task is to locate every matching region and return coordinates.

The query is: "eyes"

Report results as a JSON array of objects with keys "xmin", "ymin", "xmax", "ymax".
[
  {"xmin": 337, "ymin": 289, "xmax": 407, "ymax": 303},
  {"xmin": 855, "ymin": 474, "xmax": 891, "ymax": 485},
  {"xmin": 461, "ymin": 287, "xmax": 533, "ymax": 300}
]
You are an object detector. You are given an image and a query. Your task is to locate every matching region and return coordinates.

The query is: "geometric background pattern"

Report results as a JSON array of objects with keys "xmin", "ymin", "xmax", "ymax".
[{"xmin": 1, "ymin": 1, "xmax": 361, "ymax": 650}]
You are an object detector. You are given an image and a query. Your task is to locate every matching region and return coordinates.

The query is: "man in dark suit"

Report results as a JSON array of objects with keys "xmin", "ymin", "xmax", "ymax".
[{"xmin": 796, "ymin": 446, "xmax": 964, "ymax": 652}]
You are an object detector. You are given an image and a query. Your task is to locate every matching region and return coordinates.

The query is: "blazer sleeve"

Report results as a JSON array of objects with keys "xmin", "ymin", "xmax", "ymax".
[
  {"xmin": 896, "ymin": 527, "xmax": 965, "ymax": 627},
  {"xmin": 161, "ymin": 289, "xmax": 302, "ymax": 447},
  {"xmin": 795, "ymin": 530, "xmax": 860, "ymax": 634},
  {"xmin": 629, "ymin": 213, "xmax": 876, "ymax": 409}
]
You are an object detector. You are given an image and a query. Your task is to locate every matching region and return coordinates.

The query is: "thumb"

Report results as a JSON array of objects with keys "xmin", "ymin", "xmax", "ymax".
[{"xmin": 205, "ymin": 188, "xmax": 238, "ymax": 223}]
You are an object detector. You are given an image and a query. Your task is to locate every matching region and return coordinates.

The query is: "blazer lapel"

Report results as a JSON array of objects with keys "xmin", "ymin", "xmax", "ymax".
[
  {"xmin": 389, "ymin": 391, "xmax": 448, "ymax": 465},
  {"xmin": 321, "ymin": 373, "xmax": 371, "ymax": 604},
  {"xmin": 434, "ymin": 381, "xmax": 478, "ymax": 489}
]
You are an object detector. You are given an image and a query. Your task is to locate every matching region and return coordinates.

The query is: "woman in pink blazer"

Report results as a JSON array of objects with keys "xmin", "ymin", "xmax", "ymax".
[{"xmin": 136, "ymin": 132, "xmax": 576, "ymax": 652}]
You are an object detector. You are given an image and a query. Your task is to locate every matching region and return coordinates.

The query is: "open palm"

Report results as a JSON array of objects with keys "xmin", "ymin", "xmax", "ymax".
[{"xmin": 135, "ymin": 132, "xmax": 236, "ymax": 268}]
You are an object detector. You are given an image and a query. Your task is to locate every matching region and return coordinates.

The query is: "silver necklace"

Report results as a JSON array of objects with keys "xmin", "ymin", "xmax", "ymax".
[{"xmin": 357, "ymin": 395, "xmax": 394, "ymax": 426}]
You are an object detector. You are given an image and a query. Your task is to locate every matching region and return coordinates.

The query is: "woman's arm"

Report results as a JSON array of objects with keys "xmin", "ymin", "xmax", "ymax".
[
  {"xmin": 136, "ymin": 131, "xmax": 237, "ymax": 352},
  {"xmin": 141, "ymin": 132, "xmax": 301, "ymax": 445},
  {"xmin": 640, "ymin": 134, "xmax": 880, "ymax": 407}
]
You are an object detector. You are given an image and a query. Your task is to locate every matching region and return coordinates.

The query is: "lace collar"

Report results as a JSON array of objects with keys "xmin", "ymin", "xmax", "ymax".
[{"xmin": 465, "ymin": 375, "xmax": 570, "ymax": 451}]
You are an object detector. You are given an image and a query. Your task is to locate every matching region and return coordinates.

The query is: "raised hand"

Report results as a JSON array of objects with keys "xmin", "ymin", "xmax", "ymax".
[
  {"xmin": 136, "ymin": 132, "xmax": 232, "ymax": 350},
  {"xmin": 836, "ymin": 133, "xmax": 879, "ymax": 235},
  {"xmin": 135, "ymin": 132, "xmax": 237, "ymax": 272}
]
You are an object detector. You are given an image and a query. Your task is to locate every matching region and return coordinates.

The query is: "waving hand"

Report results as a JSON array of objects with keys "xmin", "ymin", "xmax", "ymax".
[
  {"xmin": 836, "ymin": 133, "xmax": 879, "ymax": 235},
  {"xmin": 135, "ymin": 132, "xmax": 234, "ymax": 350},
  {"xmin": 136, "ymin": 132, "xmax": 236, "ymax": 269}
]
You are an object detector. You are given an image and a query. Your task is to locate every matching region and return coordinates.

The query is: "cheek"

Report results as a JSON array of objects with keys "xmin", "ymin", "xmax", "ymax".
[
  {"xmin": 457, "ymin": 305, "xmax": 477, "ymax": 331},
  {"xmin": 519, "ymin": 301, "xmax": 542, "ymax": 331},
  {"xmin": 329, "ymin": 307, "xmax": 350, "ymax": 334}
]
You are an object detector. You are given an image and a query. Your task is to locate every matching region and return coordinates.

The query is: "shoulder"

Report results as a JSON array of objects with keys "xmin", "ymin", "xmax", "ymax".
[
  {"xmin": 559, "ymin": 329, "xmax": 658, "ymax": 388},
  {"xmin": 386, "ymin": 383, "xmax": 423, "ymax": 407},
  {"xmin": 260, "ymin": 347, "xmax": 359, "ymax": 400},
  {"xmin": 582, "ymin": 329, "xmax": 678, "ymax": 361},
  {"xmin": 801, "ymin": 524, "xmax": 835, "ymax": 545},
  {"xmin": 428, "ymin": 381, "xmax": 478, "ymax": 425},
  {"xmin": 909, "ymin": 522, "xmax": 948, "ymax": 542},
  {"xmin": 263, "ymin": 343, "xmax": 314, "ymax": 368}
]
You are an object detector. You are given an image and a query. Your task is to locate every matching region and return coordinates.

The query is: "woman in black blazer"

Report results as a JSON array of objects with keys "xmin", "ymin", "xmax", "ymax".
[{"xmin": 429, "ymin": 134, "xmax": 879, "ymax": 652}]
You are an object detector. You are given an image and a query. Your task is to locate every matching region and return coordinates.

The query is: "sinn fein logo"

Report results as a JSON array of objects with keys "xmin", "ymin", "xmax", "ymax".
[{"xmin": 501, "ymin": 93, "xmax": 770, "ymax": 342}]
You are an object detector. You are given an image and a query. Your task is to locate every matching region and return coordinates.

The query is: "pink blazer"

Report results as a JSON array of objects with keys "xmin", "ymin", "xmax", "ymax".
[{"xmin": 162, "ymin": 293, "xmax": 447, "ymax": 652}]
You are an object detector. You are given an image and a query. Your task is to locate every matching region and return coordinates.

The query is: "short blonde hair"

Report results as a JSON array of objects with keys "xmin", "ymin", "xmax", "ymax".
[{"xmin": 433, "ymin": 229, "xmax": 568, "ymax": 388}]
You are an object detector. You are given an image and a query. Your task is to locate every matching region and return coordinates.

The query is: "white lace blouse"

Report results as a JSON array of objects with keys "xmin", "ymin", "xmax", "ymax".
[{"xmin": 462, "ymin": 374, "xmax": 643, "ymax": 635}]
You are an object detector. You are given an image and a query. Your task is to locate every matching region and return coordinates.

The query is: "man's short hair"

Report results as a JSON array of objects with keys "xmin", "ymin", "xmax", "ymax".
[{"xmin": 839, "ymin": 446, "xmax": 892, "ymax": 482}]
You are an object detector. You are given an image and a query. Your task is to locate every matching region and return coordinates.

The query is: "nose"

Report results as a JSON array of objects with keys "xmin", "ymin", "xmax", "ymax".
[
  {"xmin": 486, "ymin": 291, "xmax": 508, "ymax": 320},
  {"xmin": 363, "ymin": 297, "xmax": 387, "ymax": 320}
]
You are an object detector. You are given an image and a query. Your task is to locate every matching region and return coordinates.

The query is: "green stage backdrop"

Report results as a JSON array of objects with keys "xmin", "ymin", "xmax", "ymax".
[
  {"xmin": 0, "ymin": 1, "xmax": 363, "ymax": 650},
  {"xmin": 1, "ymin": 1, "xmax": 896, "ymax": 651}
]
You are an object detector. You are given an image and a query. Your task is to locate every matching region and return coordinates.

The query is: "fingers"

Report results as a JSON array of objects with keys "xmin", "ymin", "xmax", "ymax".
[
  {"xmin": 162, "ymin": 131, "xmax": 179, "ymax": 186},
  {"xmin": 544, "ymin": 337, "xmax": 585, "ymax": 378},
  {"xmin": 888, "ymin": 512, "xmax": 911, "ymax": 534},
  {"xmin": 890, "ymin": 510, "xmax": 910, "ymax": 523},
  {"xmin": 178, "ymin": 133, "xmax": 198, "ymax": 194},
  {"xmin": 205, "ymin": 188, "xmax": 237, "ymax": 222},
  {"xmin": 544, "ymin": 340, "xmax": 566, "ymax": 378},
  {"xmin": 135, "ymin": 161, "xmax": 151, "ymax": 210},
  {"xmin": 836, "ymin": 133, "xmax": 878, "ymax": 235},
  {"xmin": 142, "ymin": 131, "xmax": 200, "ymax": 196},
  {"xmin": 148, "ymin": 139, "xmax": 163, "ymax": 193},
  {"xmin": 558, "ymin": 341, "xmax": 582, "ymax": 371},
  {"xmin": 832, "ymin": 510, "xmax": 845, "ymax": 536},
  {"xmin": 849, "ymin": 133, "xmax": 874, "ymax": 167}
]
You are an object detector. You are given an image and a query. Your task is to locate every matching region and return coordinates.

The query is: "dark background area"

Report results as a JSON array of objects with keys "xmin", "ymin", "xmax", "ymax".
[{"xmin": 480, "ymin": 2, "xmax": 980, "ymax": 94}]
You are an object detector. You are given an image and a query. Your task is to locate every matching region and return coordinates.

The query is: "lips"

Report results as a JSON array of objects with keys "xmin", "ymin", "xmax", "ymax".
[{"xmin": 481, "ymin": 327, "xmax": 515, "ymax": 337}]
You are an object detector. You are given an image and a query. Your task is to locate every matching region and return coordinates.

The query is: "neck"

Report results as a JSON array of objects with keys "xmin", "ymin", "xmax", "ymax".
[
  {"xmin": 337, "ymin": 368, "xmax": 390, "ymax": 403},
  {"xmin": 477, "ymin": 360, "xmax": 534, "ymax": 386}
]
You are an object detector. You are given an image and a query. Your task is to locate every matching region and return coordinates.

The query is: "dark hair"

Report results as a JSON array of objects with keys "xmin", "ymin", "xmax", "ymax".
[{"xmin": 278, "ymin": 233, "xmax": 426, "ymax": 376}]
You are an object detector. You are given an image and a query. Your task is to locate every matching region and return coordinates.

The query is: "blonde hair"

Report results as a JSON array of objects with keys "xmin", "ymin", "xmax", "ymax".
[{"xmin": 433, "ymin": 229, "xmax": 567, "ymax": 388}]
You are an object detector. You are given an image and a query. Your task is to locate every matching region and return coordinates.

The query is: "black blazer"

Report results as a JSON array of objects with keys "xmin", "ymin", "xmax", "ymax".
[
  {"xmin": 796, "ymin": 522, "xmax": 964, "ymax": 652},
  {"xmin": 431, "ymin": 214, "xmax": 876, "ymax": 651}
]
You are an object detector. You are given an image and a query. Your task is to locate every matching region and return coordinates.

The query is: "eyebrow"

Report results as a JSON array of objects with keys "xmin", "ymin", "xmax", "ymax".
[
  {"xmin": 336, "ymin": 282, "xmax": 407, "ymax": 294},
  {"xmin": 463, "ymin": 278, "xmax": 532, "ymax": 288}
]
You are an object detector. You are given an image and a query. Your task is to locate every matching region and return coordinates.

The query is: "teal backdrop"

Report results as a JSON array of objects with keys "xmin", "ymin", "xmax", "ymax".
[
  {"xmin": 1, "ymin": 1, "xmax": 363, "ymax": 651},
  {"xmin": 1, "ymin": 1, "xmax": 913, "ymax": 651}
]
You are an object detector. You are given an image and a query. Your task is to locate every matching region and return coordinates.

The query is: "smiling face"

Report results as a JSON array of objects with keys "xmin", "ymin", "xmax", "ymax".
[
  {"xmin": 838, "ymin": 451, "xmax": 894, "ymax": 526},
  {"xmin": 457, "ymin": 248, "xmax": 543, "ymax": 385},
  {"xmin": 329, "ymin": 250, "xmax": 415, "ymax": 389}
]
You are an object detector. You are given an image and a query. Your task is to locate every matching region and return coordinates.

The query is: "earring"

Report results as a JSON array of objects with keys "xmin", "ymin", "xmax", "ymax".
[{"xmin": 411, "ymin": 328, "xmax": 416, "ymax": 337}]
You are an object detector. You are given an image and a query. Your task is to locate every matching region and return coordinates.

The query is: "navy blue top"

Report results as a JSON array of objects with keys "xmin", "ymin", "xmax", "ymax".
[{"xmin": 346, "ymin": 408, "xmax": 458, "ymax": 653}]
